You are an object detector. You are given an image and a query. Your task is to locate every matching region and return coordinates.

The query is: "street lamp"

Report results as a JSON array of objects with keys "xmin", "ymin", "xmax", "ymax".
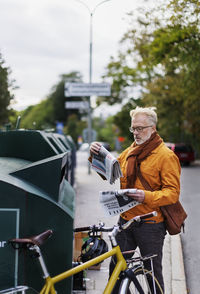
[
  {"xmin": 75, "ymin": 0, "xmax": 111, "ymax": 174},
  {"xmin": 75, "ymin": 0, "xmax": 111, "ymax": 83}
]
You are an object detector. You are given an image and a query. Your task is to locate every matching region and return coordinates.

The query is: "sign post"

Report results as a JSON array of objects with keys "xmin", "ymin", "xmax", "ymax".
[{"xmin": 65, "ymin": 82, "xmax": 111, "ymax": 174}]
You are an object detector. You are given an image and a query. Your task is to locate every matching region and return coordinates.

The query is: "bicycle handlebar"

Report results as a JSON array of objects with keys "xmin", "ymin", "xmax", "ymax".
[
  {"xmin": 9, "ymin": 212, "xmax": 157, "ymax": 252},
  {"xmin": 74, "ymin": 211, "xmax": 157, "ymax": 233},
  {"xmin": 74, "ymin": 224, "xmax": 113, "ymax": 233},
  {"xmin": 121, "ymin": 211, "xmax": 157, "ymax": 230}
]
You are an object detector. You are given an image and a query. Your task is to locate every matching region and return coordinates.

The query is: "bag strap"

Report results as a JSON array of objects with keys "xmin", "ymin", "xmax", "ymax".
[
  {"xmin": 138, "ymin": 165, "xmax": 186, "ymax": 233},
  {"xmin": 137, "ymin": 164, "xmax": 153, "ymax": 192}
]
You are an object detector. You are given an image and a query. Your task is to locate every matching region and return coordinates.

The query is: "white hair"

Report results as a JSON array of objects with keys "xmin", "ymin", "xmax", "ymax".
[{"xmin": 130, "ymin": 106, "xmax": 157, "ymax": 125}]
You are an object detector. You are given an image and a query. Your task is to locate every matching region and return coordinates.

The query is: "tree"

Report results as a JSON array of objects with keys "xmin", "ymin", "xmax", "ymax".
[
  {"xmin": 63, "ymin": 114, "xmax": 87, "ymax": 145},
  {"xmin": 20, "ymin": 71, "xmax": 88, "ymax": 145},
  {"xmin": 50, "ymin": 71, "xmax": 84, "ymax": 123},
  {"xmin": 20, "ymin": 99, "xmax": 54, "ymax": 130},
  {"xmin": 100, "ymin": 0, "xmax": 200, "ymax": 154},
  {"xmin": 140, "ymin": 0, "xmax": 200, "ymax": 147},
  {"xmin": 92, "ymin": 116, "xmax": 118, "ymax": 150},
  {"xmin": 0, "ymin": 53, "xmax": 15, "ymax": 125}
]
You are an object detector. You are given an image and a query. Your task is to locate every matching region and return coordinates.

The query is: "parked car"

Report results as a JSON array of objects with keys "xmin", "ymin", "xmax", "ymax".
[{"xmin": 165, "ymin": 142, "xmax": 195, "ymax": 165}]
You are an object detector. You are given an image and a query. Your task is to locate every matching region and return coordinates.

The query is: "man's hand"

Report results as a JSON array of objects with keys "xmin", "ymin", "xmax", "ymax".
[
  {"xmin": 90, "ymin": 142, "xmax": 102, "ymax": 155},
  {"xmin": 126, "ymin": 190, "xmax": 145, "ymax": 203}
]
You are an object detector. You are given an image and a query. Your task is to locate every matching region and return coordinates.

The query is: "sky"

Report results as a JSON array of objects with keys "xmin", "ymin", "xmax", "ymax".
[{"xmin": 0, "ymin": 0, "xmax": 154, "ymax": 113}]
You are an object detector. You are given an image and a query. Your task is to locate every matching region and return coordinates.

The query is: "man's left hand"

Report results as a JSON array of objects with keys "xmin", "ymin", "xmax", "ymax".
[{"xmin": 126, "ymin": 190, "xmax": 145, "ymax": 203}]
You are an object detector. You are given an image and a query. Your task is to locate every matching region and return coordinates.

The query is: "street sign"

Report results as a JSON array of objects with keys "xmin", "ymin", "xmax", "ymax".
[
  {"xmin": 65, "ymin": 101, "xmax": 89, "ymax": 109},
  {"xmin": 82, "ymin": 128, "xmax": 97, "ymax": 142},
  {"xmin": 65, "ymin": 83, "xmax": 111, "ymax": 97}
]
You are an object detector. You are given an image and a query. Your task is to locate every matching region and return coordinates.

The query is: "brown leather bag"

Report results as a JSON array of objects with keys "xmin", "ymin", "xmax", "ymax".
[
  {"xmin": 137, "ymin": 166, "xmax": 187, "ymax": 235},
  {"xmin": 159, "ymin": 202, "xmax": 187, "ymax": 235}
]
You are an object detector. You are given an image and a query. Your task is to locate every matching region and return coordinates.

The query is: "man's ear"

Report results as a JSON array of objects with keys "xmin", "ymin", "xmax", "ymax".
[{"xmin": 152, "ymin": 125, "xmax": 157, "ymax": 132}]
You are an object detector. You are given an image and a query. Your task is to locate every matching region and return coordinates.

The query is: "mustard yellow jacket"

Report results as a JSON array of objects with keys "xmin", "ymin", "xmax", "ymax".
[{"xmin": 118, "ymin": 142, "xmax": 181, "ymax": 223}]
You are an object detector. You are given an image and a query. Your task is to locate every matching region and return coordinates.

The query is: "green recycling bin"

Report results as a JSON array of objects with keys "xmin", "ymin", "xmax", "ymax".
[{"xmin": 0, "ymin": 130, "xmax": 76, "ymax": 293}]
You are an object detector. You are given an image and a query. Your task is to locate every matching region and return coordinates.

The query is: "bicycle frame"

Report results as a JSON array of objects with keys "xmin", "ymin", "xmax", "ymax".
[
  {"xmin": 40, "ymin": 245, "xmax": 127, "ymax": 294},
  {"xmin": 7, "ymin": 212, "xmax": 158, "ymax": 294}
]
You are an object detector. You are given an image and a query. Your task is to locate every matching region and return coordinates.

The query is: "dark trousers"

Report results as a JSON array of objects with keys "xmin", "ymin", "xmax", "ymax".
[{"xmin": 109, "ymin": 217, "xmax": 166, "ymax": 293}]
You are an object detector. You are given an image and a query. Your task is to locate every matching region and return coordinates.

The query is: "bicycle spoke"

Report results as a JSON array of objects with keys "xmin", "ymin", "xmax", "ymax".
[{"xmin": 119, "ymin": 267, "xmax": 164, "ymax": 294}]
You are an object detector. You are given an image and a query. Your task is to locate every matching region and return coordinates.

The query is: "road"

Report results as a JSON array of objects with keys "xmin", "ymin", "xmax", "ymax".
[{"xmin": 180, "ymin": 162, "xmax": 200, "ymax": 294}]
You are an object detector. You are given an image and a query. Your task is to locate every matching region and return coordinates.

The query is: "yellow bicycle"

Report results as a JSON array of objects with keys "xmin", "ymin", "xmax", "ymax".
[{"xmin": 3, "ymin": 211, "xmax": 163, "ymax": 294}]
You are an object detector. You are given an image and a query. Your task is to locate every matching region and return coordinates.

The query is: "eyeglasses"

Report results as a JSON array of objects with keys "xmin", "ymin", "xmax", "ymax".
[{"xmin": 129, "ymin": 126, "xmax": 153, "ymax": 133}]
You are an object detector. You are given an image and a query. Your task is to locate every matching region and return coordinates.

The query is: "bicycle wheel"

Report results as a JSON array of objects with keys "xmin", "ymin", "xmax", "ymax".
[{"xmin": 119, "ymin": 267, "xmax": 164, "ymax": 294}]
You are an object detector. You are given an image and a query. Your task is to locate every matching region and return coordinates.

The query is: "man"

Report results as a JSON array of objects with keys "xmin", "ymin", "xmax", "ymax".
[{"xmin": 90, "ymin": 106, "xmax": 181, "ymax": 293}]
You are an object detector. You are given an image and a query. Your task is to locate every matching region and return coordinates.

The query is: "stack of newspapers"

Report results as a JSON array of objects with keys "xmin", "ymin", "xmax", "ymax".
[
  {"xmin": 99, "ymin": 189, "xmax": 139, "ymax": 217},
  {"xmin": 90, "ymin": 146, "xmax": 122, "ymax": 184}
]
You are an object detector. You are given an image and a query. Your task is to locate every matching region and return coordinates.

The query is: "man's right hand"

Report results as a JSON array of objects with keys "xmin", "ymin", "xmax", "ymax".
[{"xmin": 90, "ymin": 142, "xmax": 102, "ymax": 155}]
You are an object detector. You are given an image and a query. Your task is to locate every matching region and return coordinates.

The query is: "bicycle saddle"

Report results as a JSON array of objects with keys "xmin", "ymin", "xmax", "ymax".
[{"xmin": 9, "ymin": 230, "xmax": 53, "ymax": 248}]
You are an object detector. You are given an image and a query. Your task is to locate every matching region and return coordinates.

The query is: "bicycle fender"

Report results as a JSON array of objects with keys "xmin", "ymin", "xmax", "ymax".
[{"xmin": 125, "ymin": 268, "xmax": 145, "ymax": 294}]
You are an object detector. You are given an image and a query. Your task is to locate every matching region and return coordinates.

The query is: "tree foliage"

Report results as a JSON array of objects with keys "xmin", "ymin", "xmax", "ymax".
[
  {"xmin": 0, "ymin": 53, "xmax": 15, "ymax": 125},
  {"xmin": 50, "ymin": 71, "xmax": 83, "ymax": 123},
  {"xmin": 63, "ymin": 113, "xmax": 87, "ymax": 145},
  {"xmin": 92, "ymin": 116, "xmax": 118, "ymax": 150},
  {"xmin": 20, "ymin": 71, "xmax": 88, "ymax": 145},
  {"xmin": 20, "ymin": 99, "xmax": 54, "ymax": 130},
  {"xmin": 100, "ymin": 0, "xmax": 200, "ymax": 153}
]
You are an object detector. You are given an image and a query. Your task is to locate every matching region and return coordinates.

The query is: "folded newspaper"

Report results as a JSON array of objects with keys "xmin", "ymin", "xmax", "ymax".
[
  {"xmin": 99, "ymin": 189, "xmax": 140, "ymax": 217},
  {"xmin": 90, "ymin": 146, "xmax": 122, "ymax": 184}
]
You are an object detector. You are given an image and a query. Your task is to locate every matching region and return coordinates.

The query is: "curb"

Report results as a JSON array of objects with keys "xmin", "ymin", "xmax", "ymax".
[{"xmin": 171, "ymin": 235, "xmax": 187, "ymax": 294}]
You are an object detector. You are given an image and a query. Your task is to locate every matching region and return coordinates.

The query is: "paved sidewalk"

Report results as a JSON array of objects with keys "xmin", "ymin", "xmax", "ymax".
[{"xmin": 74, "ymin": 151, "xmax": 187, "ymax": 293}]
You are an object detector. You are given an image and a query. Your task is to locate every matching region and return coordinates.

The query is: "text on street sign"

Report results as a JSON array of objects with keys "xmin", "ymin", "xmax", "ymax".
[{"xmin": 65, "ymin": 83, "xmax": 111, "ymax": 97}]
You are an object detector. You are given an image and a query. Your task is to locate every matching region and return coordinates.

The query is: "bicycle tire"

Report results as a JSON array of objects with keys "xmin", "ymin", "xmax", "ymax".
[{"xmin": 119, "ymin": 267, "xmax": 164, "ymax": 294}]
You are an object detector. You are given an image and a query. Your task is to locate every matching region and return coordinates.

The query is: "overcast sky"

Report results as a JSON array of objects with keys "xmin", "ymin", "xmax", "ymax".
[{"xmin": 0, "ymin": 0, "xmax": 153, "ymax": 112}]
